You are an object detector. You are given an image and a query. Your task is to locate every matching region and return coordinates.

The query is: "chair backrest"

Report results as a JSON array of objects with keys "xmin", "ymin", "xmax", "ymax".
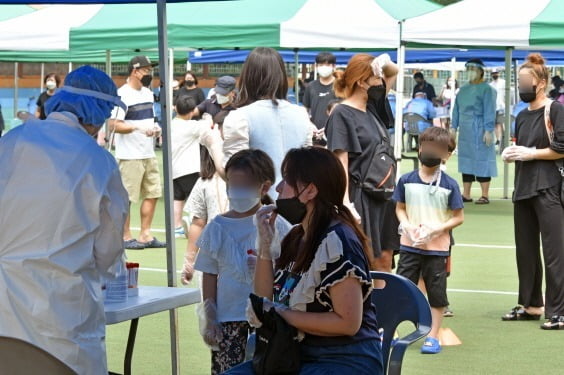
[
  {"xmin": 403, "ymin": 112, "xmax": 429, "ymax": 135},
  {"xmin": 370, "ymin": 272, "xmax": 432, "ymax": 375},
  {"xmin": 0, "ymin": 336, "xmax": 76, "ymax": 375}
]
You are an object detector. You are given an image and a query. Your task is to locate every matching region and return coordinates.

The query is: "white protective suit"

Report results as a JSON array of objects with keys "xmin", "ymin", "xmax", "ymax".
[{"xmin": 0, "ymin": 112, "xmax": 129, "ymax": 375}]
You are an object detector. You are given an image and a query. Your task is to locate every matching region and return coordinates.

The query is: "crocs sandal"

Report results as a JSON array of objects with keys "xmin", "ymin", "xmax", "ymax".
[
  {"xmin": 124, "ymin": 239, "xmax": 145, "ymax": 250},
  {"xmin": 475, "ymin": 196, "xmax": 490, "ymax": 205},
  {"xmin": 541, "ymin": 315, "xmax": 564, "ymax": 330},
  {"xmin": 462, "ymin": 196, "xmax": 473, "ymax": 203},
  {"xmin": 139, "ymin": 237, "xmax": 167, "ymax": 248},
  {"xmin": 421, "ymin": 337, "xmax": 441, "ymax": 354},
  {"xmin": 502, "ymin": 306, "xmax": 541, "ymax": 321}
]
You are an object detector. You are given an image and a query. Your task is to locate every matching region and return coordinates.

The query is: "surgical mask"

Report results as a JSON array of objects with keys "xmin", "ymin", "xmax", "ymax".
[
  {"xmin": 275, "ymin": 187, "xmax": 307, "ymax": 225},
  {"xmin": 418, "ymin": 152, "xmax": 442, "ymax": 168},
  {"xmin": 185, "ymin": 80, "xmax": 195, "ymax": 87},
  {"xmin": 141, "ymin": 74, "xmax": 152, "ymax": 87},
  {"xmin": 317, "ymin": 66, "xmax": 333, "ymax": 78},
  {"xmin": 216, "ymin": 93, "xmax": 231, "ymax": 105},
  {"xmin": 46, "ymin": 80, "xmax": 57, "ymax": 90},
  {"xmin": 467, "ymin": 70, "xmax": 479, "ymax": 82},
  {"xmin": 519, "ymin": 85, "xmax": 537, "ymax": 103},
  {"xmin": 367, "ymin": 84, "xmax": 386, "ymax": 103},
  {"xmin": 228, "ymin": 187, "xmax": 260, "ymax": 213}
]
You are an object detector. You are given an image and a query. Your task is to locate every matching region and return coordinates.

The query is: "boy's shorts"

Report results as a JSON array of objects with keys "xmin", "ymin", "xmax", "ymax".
[
  {"xmin": 173, "ymin": 172, "xmax": 199, "ymax": 201},
  {"xmin": 396, "ymin": 251, "xmax": 449, "ymax": 308},
  {"xmin": 118, "ymin": 158, "xmax": 162, "ymax": 203}
]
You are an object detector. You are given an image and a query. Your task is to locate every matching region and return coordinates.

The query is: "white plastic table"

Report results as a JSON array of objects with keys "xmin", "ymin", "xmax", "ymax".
[{"xmin": 105, "ymin": 286, "xmax": 201, "ymax": 375}]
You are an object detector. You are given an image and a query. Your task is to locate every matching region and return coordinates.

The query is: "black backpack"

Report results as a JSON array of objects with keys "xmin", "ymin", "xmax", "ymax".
[{"xmin": 350, "ymin": 113, "xmax": 396, "ymax": 201}]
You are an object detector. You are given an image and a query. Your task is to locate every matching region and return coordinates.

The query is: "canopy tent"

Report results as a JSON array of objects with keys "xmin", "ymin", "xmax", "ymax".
[
  {"xmin": 0, "ymin": 0, "xmax": 441, "ymax": 60},
  {"xmin": 188, "ymin": 48, "xmax": 564, "ymax": 65},
  {"xmin": 400, "ymin": 0, "xmax": 564, "ymax": 199},
  {"xmin": 402, "ymin": 0, "xmax": 564, "ymax": 48}
]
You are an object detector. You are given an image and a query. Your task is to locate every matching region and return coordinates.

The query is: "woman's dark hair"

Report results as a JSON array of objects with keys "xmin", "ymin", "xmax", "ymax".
[
  {"xmin": 236, "ymin": 47, "xmax": 288, "ymax": 107},
  {"xmin": 181, "ymin": 71, "xmax": 199, "ymax": 86},
  {"xmin": 225, "ymin": 149, "xmax": 275, "ymax": 204},
  {"xmin": 276, "ymin": 147, "xmax": 373, "ymax": 274},
  {"xmin": 44, "ymin": 73, "xmax": 61, "ymax": 87}
]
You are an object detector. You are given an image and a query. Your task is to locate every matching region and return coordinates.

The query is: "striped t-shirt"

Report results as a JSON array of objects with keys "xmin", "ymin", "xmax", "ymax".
[
  {"xmin": 392, "ymin": 170, "xmax": 464, "ymax": 256},
  {"xmin": 111, "ymin": 83, "xmax": 156, "ymax": 160}
]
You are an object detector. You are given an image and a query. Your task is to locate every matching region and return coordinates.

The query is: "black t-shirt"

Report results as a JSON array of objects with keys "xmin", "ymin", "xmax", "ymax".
[
  {"xmin": 412, "ymin": 81, "xmax": 436, "ymax": 101},
  {"xmin": 36, "ymin": 91, "xmax": 55, "ymax": 120},
  {"xmin": 196, "ymin": 96, "xmax": 235, "ymax": 117},
  {"xmin": 302, "ymin": 80, "xmax": 336, "ymax": 129},
  {"xmin": 514, "ymin": 101, "xmax": 564, "ymax": 201},
  {"xmin": 273, "ymin": 222, "xmax": 379, "ymax": 346},
  {"xmin": 175, "ymin": 86, "xmax": 206, "ymax": 106}
]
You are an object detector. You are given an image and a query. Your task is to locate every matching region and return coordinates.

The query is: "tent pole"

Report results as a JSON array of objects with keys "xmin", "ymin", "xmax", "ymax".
[
  {"xmin": 394, "ymin": 39, "xmax": 406, "ymax": 166},
  {"xmin": 294, "ymin": 49, "xmax": 299, "ymax": 104},
  {"xmin": 13, "ymin": 62, "xmax": 18, "ymax": 118},
  {"xmin": 502, "ymin": 47, "xmax": 513, "ymax": 199},
  {"xmin": 450, "ymin": 57, "xmax": 456, "ymax": 119},
  {"xmin": 40, "ymin": 63, "xmax": 45, "ymax": 92},
  {"xmin": 157, "ymin": 1, "xmax": 180, "ymax": 375},
  {"xmin": 105, "ymin": 50, "xmax": 112, "ymax": 143},
  {"xmin": 513, "ymin": 59, "xmax": 518, "ymax": 105}
]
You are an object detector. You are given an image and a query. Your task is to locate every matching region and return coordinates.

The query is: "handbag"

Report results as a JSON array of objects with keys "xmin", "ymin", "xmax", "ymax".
[
  {"xmin": 250, "ymin": 294, "xmax": 301, "ymax": 375},
  {"xmin": 350, "ymin": 113, "xmax": 396, "ymax": 201},
  {"xmin": 543, "ymin": 100, "xmax": 564, "ymax": 205}
]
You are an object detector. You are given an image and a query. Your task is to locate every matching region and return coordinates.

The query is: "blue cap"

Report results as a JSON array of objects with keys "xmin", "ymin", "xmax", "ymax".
[{"xmin": 44, "ymin": 65, "xmax": 125, "ymax": 127}]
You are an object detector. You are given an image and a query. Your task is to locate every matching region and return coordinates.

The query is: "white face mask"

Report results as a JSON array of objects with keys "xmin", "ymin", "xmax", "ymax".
[
  {"xmin": 228, "ymin": 187, "xmax": 260, "ymax": 213},
  {"xmin": 216, "ymin": 93, "xmax": 231, "ymax": 105},
  {"xmin": 317, "ymin": 65, "xmax": 334, "ymax": 78},
  {"xmin": 46, "ymin": 80, "xmax": 57, "ymax": 90}
]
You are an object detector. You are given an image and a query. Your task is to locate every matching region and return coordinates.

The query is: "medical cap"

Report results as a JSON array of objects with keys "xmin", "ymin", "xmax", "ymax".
[{"xmin": 44, "ymin": 65, "xmax": 124, "ymax": 127}]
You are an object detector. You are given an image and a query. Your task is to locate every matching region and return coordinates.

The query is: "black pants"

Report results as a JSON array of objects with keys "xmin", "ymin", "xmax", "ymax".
[
  {"xmin": 514, "ymin": 184, "xmax": 564, "ymax": 317},
  {"xmin": 462, "ymin": 173, "xmax": 491, "ymax": 183}
]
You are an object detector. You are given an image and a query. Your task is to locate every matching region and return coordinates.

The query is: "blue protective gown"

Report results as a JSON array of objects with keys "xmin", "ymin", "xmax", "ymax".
[{"xmin": 452, "ymin": 82, "xmax": 498, "ymax": 178}]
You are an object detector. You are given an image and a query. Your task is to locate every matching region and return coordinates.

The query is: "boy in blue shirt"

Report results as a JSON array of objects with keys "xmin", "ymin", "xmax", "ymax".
[{"xmin": 392, "ymin": 127, "xmax": 464, "ymax": 354}]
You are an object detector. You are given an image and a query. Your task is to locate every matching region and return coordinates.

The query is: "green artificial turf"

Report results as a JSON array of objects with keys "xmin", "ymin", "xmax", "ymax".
[{"xmin": 105, "ymin": 152, "xmax": 564, "ymax": 374}]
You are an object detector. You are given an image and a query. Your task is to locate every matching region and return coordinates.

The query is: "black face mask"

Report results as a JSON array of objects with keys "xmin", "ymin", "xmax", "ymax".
[
  {"xmin": 519, "ymin": 85, "xmax": 537, "ymax": 103},
  {"xmin": 276, "ymin": 189, "xmax": 307, "ymax": 225},
  {"xmin": 140, "ymin": 74, "xmax": 152, "ymax": 87},
  {"xmin": 419, "ymin": 152, "xmax": 442, "ymax": 168},
  {"xmin": 185, "ymin": 80, "xmax": 195, "ymax": 87},
  {"xmin": 367, "ymin": 84, "xmax": 386, "ymax": 103}
]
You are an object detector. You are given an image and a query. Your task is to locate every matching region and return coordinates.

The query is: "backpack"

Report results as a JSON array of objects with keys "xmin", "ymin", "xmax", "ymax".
[{"xmin": 350, "ymin": 113, "xmax": 396, "ymax": 201}]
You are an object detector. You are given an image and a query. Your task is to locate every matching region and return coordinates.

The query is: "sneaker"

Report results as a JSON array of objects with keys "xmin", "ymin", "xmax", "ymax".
[
  {"xmin": 444, "ymin": 307, "xmax": 454, "ymax": 318},
  {"xmin": 421, "ymin": 337, "xmax": 441, "ymax": 354},
  {"xmin": 175, "ymin": 226, "xmax": 185, "ymax": 238}
]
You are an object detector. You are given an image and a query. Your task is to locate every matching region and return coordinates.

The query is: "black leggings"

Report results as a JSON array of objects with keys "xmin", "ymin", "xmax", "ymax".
[
  {"xmin": 462, "ymin": 174, "xmax": 491, "ymax": 183},
  {"xmin": 514, "ymin": 185, "xmax": 564, "ymax": 317}
]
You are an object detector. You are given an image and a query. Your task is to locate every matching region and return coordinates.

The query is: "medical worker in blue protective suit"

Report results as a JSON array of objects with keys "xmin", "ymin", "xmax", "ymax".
[
  {"xmin": 0, "ymin": 66, "xmax": 129, "ymax": 375},
  {"xmin": 452, "ymin": 59, "xmax": 497, "ymax": 205}
]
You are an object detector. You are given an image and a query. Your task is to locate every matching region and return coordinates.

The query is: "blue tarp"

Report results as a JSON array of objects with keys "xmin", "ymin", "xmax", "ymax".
[{"xmin": 188, "ymin": 49, "xmax": 564, "ymax": 66}]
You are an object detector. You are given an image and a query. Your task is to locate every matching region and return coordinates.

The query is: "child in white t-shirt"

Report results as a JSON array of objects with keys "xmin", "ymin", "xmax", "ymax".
[
  {"xmin": 194, "ymin": 149, "xmax": 291, "ymax": 375},
  {"xmin": 171, "ymin": 96, "xmax": 207, "ymax": 237}
]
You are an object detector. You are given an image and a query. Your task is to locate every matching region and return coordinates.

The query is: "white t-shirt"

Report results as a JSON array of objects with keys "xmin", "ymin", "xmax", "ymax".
[
  {"xmin": 184, "ymin": 175, "xmax": 228, "ymax": 221},
  {"xmin": 194, "ymin": 214, "xmax": 292, "ymax": 322},
  {"xmin": 171, "ymin": 117, "xmax": 201, "ymax": 179},
  {"xmin": 112, "ymin": 84, "xmax": 156, "ymax": 160}
]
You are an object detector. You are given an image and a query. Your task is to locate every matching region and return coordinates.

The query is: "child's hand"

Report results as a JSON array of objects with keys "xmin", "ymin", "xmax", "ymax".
[
  {"xmin": 412, "ymin": 225, "xmax": 442, "ymax": 247},
  {"xmin": 180, "ymin": 262, "xmax": 194, "ymax": 285},
  {"xmin": 197, "ymin": 299, "xmax": 223, "ymax": 351},
  {"xmin": 399, "ymin": 222, "xmax": 418, "ymax": 243}
]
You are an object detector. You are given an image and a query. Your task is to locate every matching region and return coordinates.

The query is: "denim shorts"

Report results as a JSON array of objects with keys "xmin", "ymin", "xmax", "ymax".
[{"xmin": 223, "ymin": 339, "xmax": 383, "ymax": 375}]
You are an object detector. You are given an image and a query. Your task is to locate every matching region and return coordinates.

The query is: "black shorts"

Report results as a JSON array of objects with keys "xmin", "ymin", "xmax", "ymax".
[
  {"xmin": 462, "ymin": 174, "xmax": 491, "ymax": 183},
  {"xmin": 396, "ymin": 251, "xmax": 449, "ymax": 308},
  {"xmin": 173, "ymin": 172, "xmax": 199, "ymax": 201}
]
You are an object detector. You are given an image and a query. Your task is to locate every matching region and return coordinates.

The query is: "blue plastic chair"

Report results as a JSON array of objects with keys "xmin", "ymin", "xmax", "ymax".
[{"xmin": 370, "ymin": 271, "xmax": 432, "ymax": 375}]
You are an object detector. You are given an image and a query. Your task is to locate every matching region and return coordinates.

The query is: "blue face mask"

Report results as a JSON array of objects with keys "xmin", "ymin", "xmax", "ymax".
[{"xmin": 227, "ymin": 187, "xmax": 260, "ymax": 213}]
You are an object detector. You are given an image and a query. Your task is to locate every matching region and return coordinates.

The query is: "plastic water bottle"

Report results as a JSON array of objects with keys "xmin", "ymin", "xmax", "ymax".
[{"xmin": 105, "ymin": 258, "xmax": 128, "ymax": 303}]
